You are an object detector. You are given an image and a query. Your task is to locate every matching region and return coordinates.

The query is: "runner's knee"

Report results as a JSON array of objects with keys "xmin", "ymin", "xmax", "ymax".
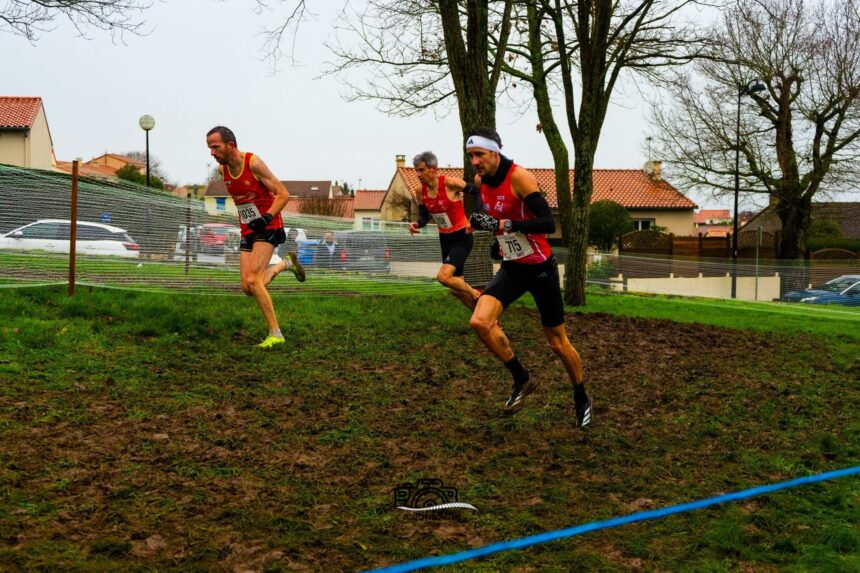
[
  {"xmin": 548, "ymin": 336, "xmax": 568, "ymax": 356},
  {"xmin": 469, "ymin": 313, "xmax": 494, "ymax": 336},
  {"xmin": 541, "ymin": 328, "xmax": 565, "ymax": 354},
  {"xmin": 436, "ymin": 268, "xmax": 455, "ymax": 286},
  {"xmin": 243, "ymin": 273, "xmax": 262, "ymax": 294}
]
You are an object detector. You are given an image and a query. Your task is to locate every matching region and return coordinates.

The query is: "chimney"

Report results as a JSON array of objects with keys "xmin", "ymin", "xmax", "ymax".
[
  {"xmin": 396, "ymin": 154, "xmax": 406, "ymax": 168},
  {"xmin": 644, "ymin": 160, "xmax": 662, "ymax": 181}
]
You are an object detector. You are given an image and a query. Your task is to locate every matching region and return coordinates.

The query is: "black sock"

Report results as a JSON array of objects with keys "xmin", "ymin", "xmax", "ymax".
[
  {"xmin": 573, "ymin": 382, "xmax": 588, "ymax": 405},
  {"xmin": 504, "ymin": 356, "xmax": 529, "ymax": 385}
]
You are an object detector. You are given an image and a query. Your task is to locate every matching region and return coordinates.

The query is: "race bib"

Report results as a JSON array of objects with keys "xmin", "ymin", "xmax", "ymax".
[
  {"xmin": 498, "ymin": 232, "xmax": 534, "ymax": 261},
  {"xmin": 431, "ymin": 212, "xmax": 452, "ymax": 229},
  {"xmin": 237, "ymin": 202, "xmax": 261, "ymax": 224}
]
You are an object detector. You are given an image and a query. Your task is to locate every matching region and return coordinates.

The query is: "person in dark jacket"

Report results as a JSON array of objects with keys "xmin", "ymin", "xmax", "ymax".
[{"xmin": 314, "ymin": 231, "xmax": 342, "ymax": 269}]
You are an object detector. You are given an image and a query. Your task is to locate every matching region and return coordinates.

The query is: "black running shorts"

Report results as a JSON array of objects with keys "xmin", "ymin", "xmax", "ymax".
[
  {"xmin": 439, "ymin": 229, "xmax": 473, "ymax": 277},
  {"xmin": 482, "ymin": 256, "xmax": 565, "ymax": 327},
  {"xmin": 239, "ymin": 227, "xmax": 286, "ymax": 252}
]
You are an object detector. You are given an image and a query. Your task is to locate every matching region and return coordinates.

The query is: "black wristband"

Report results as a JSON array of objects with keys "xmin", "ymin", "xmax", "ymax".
[{"xmin": 463, "ymin": 183, "xmax": 481, "ymax": 196}]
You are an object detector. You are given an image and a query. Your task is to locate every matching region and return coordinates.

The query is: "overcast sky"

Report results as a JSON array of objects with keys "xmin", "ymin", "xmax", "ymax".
[{"xmin": 4, "ymin": 1, "xmax": 739, "ymax": 208}]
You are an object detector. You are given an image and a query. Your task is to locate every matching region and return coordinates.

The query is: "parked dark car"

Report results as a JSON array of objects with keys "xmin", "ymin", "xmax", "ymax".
[
  {"xmin": 335, "ymin": 230, "xmax": 391, "ymax": 274},
  {"xmin": 781, "ymin": 275, "xmax": 860, "ymax": 306}
]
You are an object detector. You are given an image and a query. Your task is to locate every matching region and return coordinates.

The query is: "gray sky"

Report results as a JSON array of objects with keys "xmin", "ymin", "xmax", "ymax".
[{"xmin": 3, "ymin": 1, "xmax": 708, "ymax": 203}]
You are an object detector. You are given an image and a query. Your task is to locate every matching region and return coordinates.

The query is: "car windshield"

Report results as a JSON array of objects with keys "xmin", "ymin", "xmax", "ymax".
[{"xmin": 821, "ymin": 279, "xmax": 859, "ymax": 292}]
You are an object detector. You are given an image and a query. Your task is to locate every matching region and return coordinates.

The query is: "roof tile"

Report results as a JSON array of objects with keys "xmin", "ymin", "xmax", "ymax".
[
  {"xmin": 354, "ymin": 189, "xmax": 386, "ymax": 210},
  {"xmin": 396, "ymin": 166, "xmax": 697, "ymax": 210},
  {"xmin": 0, "ymin": 97, "xmax": 42, "ymax": 129}
]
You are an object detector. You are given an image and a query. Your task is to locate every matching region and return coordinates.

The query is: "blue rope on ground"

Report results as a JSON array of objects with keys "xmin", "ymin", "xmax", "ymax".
[{"xmin": 367, "ymin": 465, "xmax": 860, "ymax": 573}]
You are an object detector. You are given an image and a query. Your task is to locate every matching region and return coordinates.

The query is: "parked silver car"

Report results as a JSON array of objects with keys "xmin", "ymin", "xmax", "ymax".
[{"xmin": 0, "ymin": 220, "xmax": 140, "ymax": 258}]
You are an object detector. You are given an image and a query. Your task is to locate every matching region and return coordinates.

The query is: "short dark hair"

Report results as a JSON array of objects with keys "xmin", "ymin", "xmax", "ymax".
[
  {"xmin": 207, "ymin": 126, "xmax": 237, "ymax": 146},
  {"xmin": 466, "ymin": 127, "xmax": 502, "ymax": 149}
]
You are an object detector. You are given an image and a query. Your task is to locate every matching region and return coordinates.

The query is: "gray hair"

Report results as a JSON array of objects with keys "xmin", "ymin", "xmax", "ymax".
[{"xmin": 412, "ymin": 151, "xmax": 438, "ymax": 168}]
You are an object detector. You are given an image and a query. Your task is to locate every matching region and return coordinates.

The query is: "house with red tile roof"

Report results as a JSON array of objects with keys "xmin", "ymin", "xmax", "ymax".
[
  {"xmin": 353, "ymin": 189, "xmax": 387, "ymax": 230},
  {"xmin": 381, "ymin": 156, "xmax": 698, "ymax": 237},
  {"xmin": 0, "ymin": 96, "xmax": 55, "ymax": 169},
  {"xmin": 743, "ymin": 202, "xmax": 860, "ymax": 241},
  {"xmin": 55, "ymin": 153, "xmax": 147, "ymax": 179},
  {"xmin": 203, "ymin": 178, "xmax": 351, "ymax": 218},
  {"xmin": 694, "ymin": 209, "xmax": 733, "ymax": 237}
]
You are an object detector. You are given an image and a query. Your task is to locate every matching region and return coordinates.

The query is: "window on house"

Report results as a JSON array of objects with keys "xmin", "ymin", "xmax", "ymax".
[
  {"xmin": 362, "ymin": 217, "xmax": 381, "ymax": 230},
  {"xmin": 633, "ymin": 219, "xmax": 655, "ymax": 231},
  {"xmin": 216, "ymin": 198, "xmax": 226, "ymax": 211}
]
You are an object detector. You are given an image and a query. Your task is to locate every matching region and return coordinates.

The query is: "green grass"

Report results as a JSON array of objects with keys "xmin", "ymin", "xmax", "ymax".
[
  {"xmin": 0, "ymin": 251, "xmax": 434, "ymax": 295},
  {"xmin": 0, "ymin": 285, "xmax": 857, "ymax": 572},
  {"xmin": 576, "ymin": 288, "xmax": 860, "ymax": 340}
]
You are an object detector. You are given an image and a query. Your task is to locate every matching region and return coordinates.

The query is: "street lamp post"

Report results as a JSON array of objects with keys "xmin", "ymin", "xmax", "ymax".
[
  {"xmin": 138, "ymin": 115, "xmax": 156, "ymax": 187},
  {"xmin": 732, "ymin": 79, "xmax": 767, "ymax": 299}
]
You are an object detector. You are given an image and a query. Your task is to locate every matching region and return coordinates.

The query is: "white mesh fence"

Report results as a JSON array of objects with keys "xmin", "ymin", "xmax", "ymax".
[
  {"xmin": 1, "ymin": 164, "xmax": 858, "ymax": 306},
  {"xmin": 0, "ymin": 164, "xmax": 497, "ymax": 295}
]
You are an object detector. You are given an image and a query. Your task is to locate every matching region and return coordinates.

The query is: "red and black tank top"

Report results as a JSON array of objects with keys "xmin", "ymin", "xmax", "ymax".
[
  {"xmin": 420, "ymin": 175, "xmax": 469, "ymax": 234},
  {"xmin": 480, "ymin": 163, "xmax": 552, "ymax": 264},
  {"xmin": 222, "ymin": 152, "xmax": 284, "ymax": 236}
]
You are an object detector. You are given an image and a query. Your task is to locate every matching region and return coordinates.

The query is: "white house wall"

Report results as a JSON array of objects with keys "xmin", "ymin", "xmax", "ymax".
[
  {"xmin": 28, "ymin": 108, "xmax": 54, "ymax": 169},
  {"xmin": 0, "ymin": 131, "xmax": 26, "ymax": 166}
]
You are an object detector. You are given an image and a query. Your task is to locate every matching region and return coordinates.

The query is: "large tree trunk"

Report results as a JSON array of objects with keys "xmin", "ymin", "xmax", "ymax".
[
  {"xmin": 775, "ymin": 196, "xmax": 812, "ymax": 260},
  {"xmin": 566, "ymin": 151, "xmax": 595, "ymax": 306},
  {"xmin": 774, "ymin": 196, "xmax": 812, "ymax": 295},
  {"xmin": 527, "ymin": 2, "xmax": 572, "ymax": 244},
  {"xmin": 438, "ymin": 0, "xmax": 501, "ymax": 287}
]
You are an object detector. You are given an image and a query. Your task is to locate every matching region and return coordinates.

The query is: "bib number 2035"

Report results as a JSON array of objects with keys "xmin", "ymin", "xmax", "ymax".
[{"xmin": 238, "ymin": 203, "xmax": 261, "ymax": 224}]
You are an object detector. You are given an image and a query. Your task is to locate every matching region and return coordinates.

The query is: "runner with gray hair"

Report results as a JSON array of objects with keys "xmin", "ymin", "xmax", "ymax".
[{"xmin": 408, "ymin": 151, "xmax": 481, "ymax": 310}]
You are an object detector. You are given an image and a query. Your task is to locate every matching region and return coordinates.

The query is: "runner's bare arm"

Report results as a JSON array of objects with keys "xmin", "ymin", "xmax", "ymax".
[
  {"xmin": 510, "ymin": 167, "xmax": 540, "ymax": 199},
  {"xmin": 249, "ymin": 155, "xmax": 290, "ymax": 216},
  {"xmin": 445, "ymin": 176, "xmax": 480, "ymax": 202},
  {"xmin": 509, "ymin": 168, "xmax": 555, "ymax": 234}
]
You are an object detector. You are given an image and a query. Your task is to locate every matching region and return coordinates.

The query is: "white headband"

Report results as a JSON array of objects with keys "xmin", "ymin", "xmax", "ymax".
[{"xmin": 465, "ymin": 135, "xmax": 501, "ymax": 154}]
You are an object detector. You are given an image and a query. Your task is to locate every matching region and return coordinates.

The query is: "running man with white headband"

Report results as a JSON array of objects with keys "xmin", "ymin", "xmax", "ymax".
[
  {"xmin": 206, "ymin": 125, "xmax": 306, "ymax": 349},
  {"xmin": 409, "ymin": 151, "xmax": 482, "ymax": 309},
  {"xmin": 463, "ymin": 127, "xmax": 592, "ymax": 426}
]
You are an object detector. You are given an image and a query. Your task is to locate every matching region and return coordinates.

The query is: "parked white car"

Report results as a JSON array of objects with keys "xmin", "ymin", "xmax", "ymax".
[{"xmin": 0, "ymin": 220, "xmax": 140, "ymax": 258}]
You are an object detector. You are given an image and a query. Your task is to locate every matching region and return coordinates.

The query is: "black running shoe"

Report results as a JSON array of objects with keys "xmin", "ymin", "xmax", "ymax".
[
  {"xmin": 574, "ymin": 395, "xmax": 593, "ymax": 428},
  {"xmin": 503, "ymin": 376, "xmax": 538, "ymax": 415}
]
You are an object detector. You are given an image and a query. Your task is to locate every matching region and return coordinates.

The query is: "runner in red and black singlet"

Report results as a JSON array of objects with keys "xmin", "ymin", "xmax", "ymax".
[
  {"xmin": 408, "ymin": 151, "xmax": 481, "ymax": 310},
  {"xmin": 463, "ymin": 127, "xmax": 592, "ymax": 426},
  {"xmin": 222, "ymin": 151, "xmax": 284, "ymax": 238},
  {"xmin": 207, "ymin": 125, "xmax": 305, "ymax": 349}
]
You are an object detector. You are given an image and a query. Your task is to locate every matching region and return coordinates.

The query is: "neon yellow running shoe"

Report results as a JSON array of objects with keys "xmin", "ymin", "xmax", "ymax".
[
  {"xmin": 287, "ymin": 252, "xmax": 306, "ymax": 282},
  {"xmin": 257, "ymin": 335, "xmax": 285, "ymax": 349}
]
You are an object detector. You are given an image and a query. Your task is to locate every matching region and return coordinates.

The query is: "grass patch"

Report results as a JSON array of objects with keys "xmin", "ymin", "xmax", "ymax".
[{"xmin": 0, "ymin": 285, "xmax": 857, "ymax": 571}]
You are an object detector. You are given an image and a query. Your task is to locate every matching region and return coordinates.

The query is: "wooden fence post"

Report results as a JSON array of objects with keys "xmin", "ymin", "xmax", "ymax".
[
  {"xmin": 185, "ymin": 192, "xmax": 192, "ymax": 275},
  {"xmin": 68, "ymin": 160, "xmax": 79, "ymax": 297}
]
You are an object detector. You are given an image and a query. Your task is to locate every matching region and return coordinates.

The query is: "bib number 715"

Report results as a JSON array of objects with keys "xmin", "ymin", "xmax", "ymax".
[{"xmin": 498, "ymin": 232, "xmax": 534, "ymax": 260}]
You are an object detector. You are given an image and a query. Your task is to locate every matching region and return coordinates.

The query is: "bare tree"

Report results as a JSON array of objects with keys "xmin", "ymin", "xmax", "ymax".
[
  {"xmin": 652, "ymin": 0, "xmax": 860, "ymax": 260},
  {"xmin": 123, "ymin": 150, "xmax": 167, "ymax": 181},
  {"xmin": 0, "ymin": 0, "xmax": 151, "ymax": 41},
  {"xmin": 507, "ymin": 0, "xmax": 708, "ymax": 305},
  {"xmin": 254, "ymin": 0, "xmax": 310, "ymax": 70},
  {"xmin": 298, "ymin": 196, "xmax": 352, "ymax": 218},
  {"xmin": 325, "ymin": 0, "xmax": 513, "ymax": 182}
]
